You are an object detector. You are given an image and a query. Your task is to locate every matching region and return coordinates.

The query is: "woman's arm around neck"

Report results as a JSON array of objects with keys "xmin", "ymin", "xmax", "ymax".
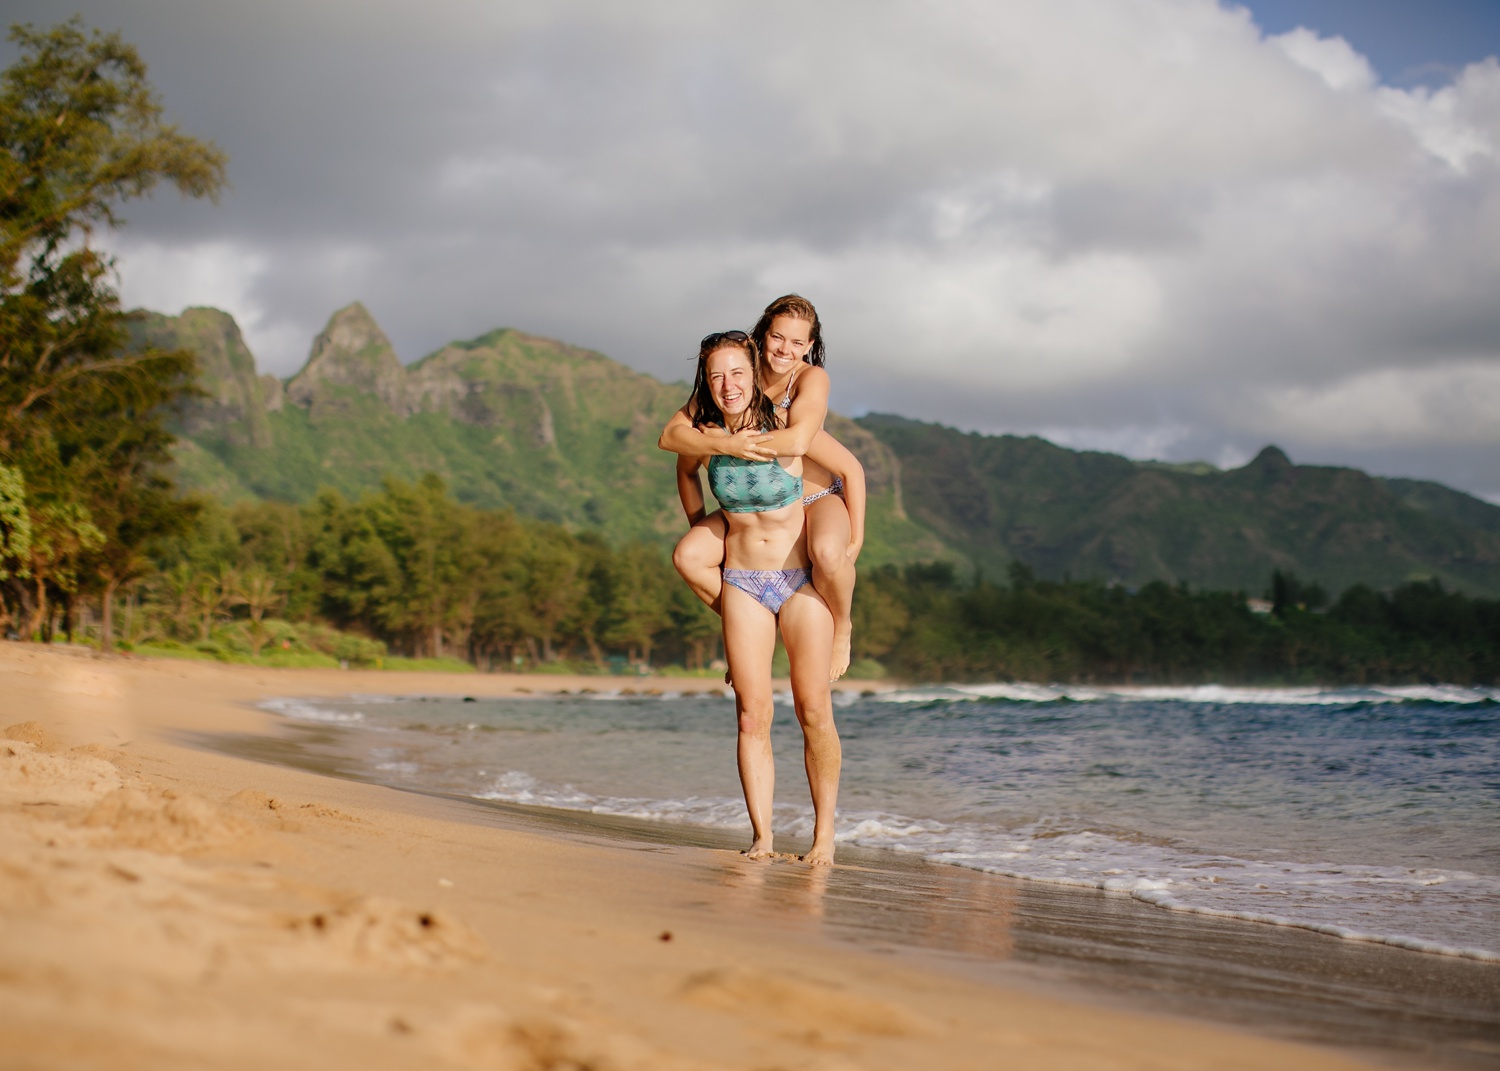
[{"xmin": 658, "ymin": 403, "xmax": 777, "ymax": 460}]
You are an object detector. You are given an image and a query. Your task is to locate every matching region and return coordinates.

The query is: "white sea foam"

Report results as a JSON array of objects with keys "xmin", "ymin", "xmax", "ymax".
[
  {"xmin": 259, "ymin": 697, "xmax": 367, "ymax": 724},
  {"xmin": 879, "ymin": 682, "xmax": 1500, "ymax": 706},
  {"xmin": 474, "ymin": 770, "xmax": 754, "ymax": 827},
  {"xmin": 468, "ymin": 767, "xmax": 1500, "ymax": 962}
]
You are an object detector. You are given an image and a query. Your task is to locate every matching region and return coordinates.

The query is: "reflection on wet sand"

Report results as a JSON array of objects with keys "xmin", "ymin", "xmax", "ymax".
[
  {"xmin": 712, "ymin": 855, "xmax": 832, "ymax": 926},
  {"xmin": 703, "ymin": 851, "xmax": 1018, "ymax": 962},
  {"xmin": 207, "ymin": 720, "xmax": 1500, "ymax": 1070}
]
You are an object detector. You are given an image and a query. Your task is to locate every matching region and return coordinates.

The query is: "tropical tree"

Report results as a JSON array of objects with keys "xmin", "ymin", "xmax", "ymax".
[
  {"xmin": 602, "ymin": 542, "xmax": 674, "ymax": 668},
  {"xmin": 0, "ymin": 18, "xmax": 225, "ymax": 646},
  {"xmin": 520, "ymin": 526, "xmax": 587, "ymax": 662},
  {"xmin": 0, "ymin": 465, "xmax": 31, "ymax": 632},
  {"xmin": 229, "ymin": 566, "xmax": 282, "ymax": 657}
]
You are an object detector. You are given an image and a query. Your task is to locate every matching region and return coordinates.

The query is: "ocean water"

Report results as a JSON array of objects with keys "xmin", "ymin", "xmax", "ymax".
[{"xmin": 261, "ymin": 682, "xmax": 1500, "ymax": 961}]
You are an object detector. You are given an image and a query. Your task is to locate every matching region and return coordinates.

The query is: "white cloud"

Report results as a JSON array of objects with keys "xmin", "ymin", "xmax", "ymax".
[
  {"xmin": 1233, "ymin": 361, "xmax": 1500, "ymax": 447},
  {"xmin": 108, "ymin": 239, "xmax": 268, "ymax": 323},
  {"xmin": 1272, "ymin": 28, "xmax": 1376, "ymax": 93},
  {"xmin": 11, "ymin": 0, "xmax": 1499, "ymax": 495}
]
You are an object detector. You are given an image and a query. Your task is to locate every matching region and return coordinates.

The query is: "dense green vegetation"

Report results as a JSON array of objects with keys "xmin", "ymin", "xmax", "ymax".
[
  {"xmin": 79, "ymin": 477, "xmax": 720, "ymax": 673},
  {"xmin": 852, "ymin": 562, "xmax": 1500, "ymax": 685},
  {"xmin": 0, "ymin": 19, "xmax": 224, "ymax": 649},
  {"xmin": 31, "ymin": 476, "xmax": 1494, "ymax": 686}
]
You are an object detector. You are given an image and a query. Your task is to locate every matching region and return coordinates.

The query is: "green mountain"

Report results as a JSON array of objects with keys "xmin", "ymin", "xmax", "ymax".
[
  {"xmin": 133, "ymin": 304, "xmax": 945, "ymax": 564},
  {"xmin": 133, "ymin": 304, "xmax": 1500, "ymax": 596},
  {"xmin": 856, "ymin": 413, "xmax": 1500, "ymax": 596}
]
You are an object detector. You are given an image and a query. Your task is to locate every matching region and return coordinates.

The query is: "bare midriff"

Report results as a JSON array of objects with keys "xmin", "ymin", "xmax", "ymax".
[{"xmin": 724, "ymin": 501, "xmax": 811, "ymax": 573}]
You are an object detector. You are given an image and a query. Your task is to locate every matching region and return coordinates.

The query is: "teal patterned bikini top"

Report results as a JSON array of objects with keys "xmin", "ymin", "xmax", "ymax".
[{"xmin": 707, "ymin": 431, "xmax": 803, "ymax": 513}]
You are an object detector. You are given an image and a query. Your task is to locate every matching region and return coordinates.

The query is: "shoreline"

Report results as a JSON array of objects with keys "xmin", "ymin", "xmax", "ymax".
[{"xmin": 1, "ymin": 641, "xmax": 1487, "ymax": 1070}]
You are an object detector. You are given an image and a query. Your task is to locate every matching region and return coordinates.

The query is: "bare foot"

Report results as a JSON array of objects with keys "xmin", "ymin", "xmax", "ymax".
[
  {"xmin": 830, "ymin": 624, "xmax": 852, "ymax": 682},
  {"xmin": 800, "ymin": 841, "xmax": 835, "ymax": 867},
  {"xmin": 744, "ymin": 837, "xmax": 775, "ymax": 860}
]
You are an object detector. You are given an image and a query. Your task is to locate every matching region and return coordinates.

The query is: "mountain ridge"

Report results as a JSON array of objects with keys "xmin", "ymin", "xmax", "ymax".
[
  {"xmin": 130, "ymin": 305, "xmax": 1500, "ymax": 595},
  {"xmin": 855, "ymin": 413, "xmax": 1500, "ymax": 595}
]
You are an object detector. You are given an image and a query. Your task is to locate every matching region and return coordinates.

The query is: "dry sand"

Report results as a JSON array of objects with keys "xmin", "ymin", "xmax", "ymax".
[{"xmin": 0, "ymin": 641, "xmax": 1386, "ymax": 1071}]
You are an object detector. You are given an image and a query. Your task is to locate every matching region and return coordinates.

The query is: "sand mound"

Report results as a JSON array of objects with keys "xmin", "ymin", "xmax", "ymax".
[
  {"xmin": 0, "ymin": 738, "xmax": 123, "ymax": 807},
  {"xmin": 226, "ymin": 788, "xmax": 362, "ymax": 830},
  {"xmin": 82, "ymin": 787, "xmax": 252, "ymax": 852},
  {"xmin": 681, "ymin": 966, "xmax": 933, "ymax": 1039},
  {"xmin": 3, "ymin": 721, "xmax": 58, "ymax": 750}
]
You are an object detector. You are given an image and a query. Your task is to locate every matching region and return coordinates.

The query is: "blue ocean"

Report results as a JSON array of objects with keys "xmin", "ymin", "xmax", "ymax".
[{"xmin": 263, "ymin": 682, "xmax": 1500, "ymax": 961}]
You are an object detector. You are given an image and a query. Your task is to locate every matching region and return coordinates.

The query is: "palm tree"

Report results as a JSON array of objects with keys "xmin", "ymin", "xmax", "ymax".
[{"xmin": 229, "ymin": 567, "xmax": 282, "ymax": 657}]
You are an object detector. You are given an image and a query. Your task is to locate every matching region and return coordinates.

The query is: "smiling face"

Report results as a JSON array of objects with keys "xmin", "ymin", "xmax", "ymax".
[
  {"xmin": 706, "ymin": 343, "xmax": 756, "ymax": 422},
  {"xmin": 760, "ymin": 315, "xmax": 814, "ymax": 378}
]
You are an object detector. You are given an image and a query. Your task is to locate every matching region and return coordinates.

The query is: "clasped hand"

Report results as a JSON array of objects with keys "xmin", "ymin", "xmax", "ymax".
[{"xmin": 715, "ymin": 426, "xmax": 775, "ymax": 461}]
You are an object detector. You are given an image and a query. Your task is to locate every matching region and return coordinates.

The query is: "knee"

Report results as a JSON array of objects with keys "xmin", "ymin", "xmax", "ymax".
[
  {"xmin": 798, "ymin": 701, "xmax": 836, "ymax": 736},
  {"xmin": 737, "ymin": 705, "xmax": 772, "ymax": 738},
  {"xmin": 673, "ymin": 535, "xmax": 713, "ymax": 578},
  {"xmin": 809, "ymin": 538, "xmax": 846, "ymax": 578}
]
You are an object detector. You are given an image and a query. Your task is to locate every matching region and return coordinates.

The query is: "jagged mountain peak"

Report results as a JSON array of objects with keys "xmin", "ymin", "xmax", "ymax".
[
  {"xmin": 126, "ymin": 305, "xmax": 276, "ymax": 448},
  {"xmin": 286, "ymin": 301, "xmax": 407, "ymax": 416},
  {"xmin": 1247, "ymin": 445, "xmax": 1292, "ymax": 470},
  {"xmin": 316, "ymin": 301, "xmax": 391, "ymax": 357}
]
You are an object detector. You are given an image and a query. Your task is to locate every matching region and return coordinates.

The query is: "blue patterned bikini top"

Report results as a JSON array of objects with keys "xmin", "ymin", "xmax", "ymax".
[{"xmin": 706, "ymin": 425, "xmax": 803, "ymax": 513}]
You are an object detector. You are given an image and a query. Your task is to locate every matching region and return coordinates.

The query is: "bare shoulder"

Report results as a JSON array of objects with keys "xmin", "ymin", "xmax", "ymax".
[{"xmin": 792, "ymin": 365, "xmax": 831, "ymax": 394}]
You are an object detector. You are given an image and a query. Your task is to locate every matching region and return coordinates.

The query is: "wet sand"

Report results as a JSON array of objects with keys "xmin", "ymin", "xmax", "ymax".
[{"xmin": 2, "ymin": 641, "xmax": 1491, "ymax": 1070}]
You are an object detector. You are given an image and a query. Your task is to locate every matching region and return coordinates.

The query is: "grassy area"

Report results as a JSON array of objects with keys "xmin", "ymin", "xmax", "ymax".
[{"xmin": 382, "ymin": 656, "xmax": 476, "ymax": 673}]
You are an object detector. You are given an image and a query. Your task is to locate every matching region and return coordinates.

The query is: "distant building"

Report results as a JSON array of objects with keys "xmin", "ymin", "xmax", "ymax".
[{"xmin": 1246, "ymin": 598, "xmax": 1273, "ymax": 615}]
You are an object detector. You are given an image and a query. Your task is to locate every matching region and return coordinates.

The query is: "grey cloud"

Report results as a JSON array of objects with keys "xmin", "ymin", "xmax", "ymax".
[{"xmin": 2, "ymin": 0, "xmax": 1497, "ymax": 497}]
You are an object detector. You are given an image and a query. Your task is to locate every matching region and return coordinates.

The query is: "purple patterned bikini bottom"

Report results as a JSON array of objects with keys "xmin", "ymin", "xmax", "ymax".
[{"xmin": 723, "ymin": 567, "xmax": 812, "ymax": 614}]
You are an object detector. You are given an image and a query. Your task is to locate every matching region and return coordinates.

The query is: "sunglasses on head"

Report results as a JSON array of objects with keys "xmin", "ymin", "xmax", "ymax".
[{"xmin": 700, "ymin": 329, "xmax": 748, "ymax": 350}]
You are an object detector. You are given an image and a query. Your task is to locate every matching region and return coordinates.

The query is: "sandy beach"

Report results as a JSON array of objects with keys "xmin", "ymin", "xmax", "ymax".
[{"xmin": 0, "ymin": 641, "xmax": 1434, "ymax": 1070}]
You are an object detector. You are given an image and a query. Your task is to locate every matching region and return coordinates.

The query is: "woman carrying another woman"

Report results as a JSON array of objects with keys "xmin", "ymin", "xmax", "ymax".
[
  {"xmin": 667, "ymin": 330, "xmax": 863, "ymax": 864},
  {"xmin": 658, "ymin": 295, "xmax": 862, "ymax": 680}
]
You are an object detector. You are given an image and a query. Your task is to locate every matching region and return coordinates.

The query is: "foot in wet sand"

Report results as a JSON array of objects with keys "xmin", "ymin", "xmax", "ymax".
[
  {"xmin": 800, "ymin": 841, "xmax": 835, "ymax": 867},
  {"xmin": 744, "ymin": 837, "xmax": 775, "ymax": 860},
  {"xmin": 830, "ymin": 624, "xmax": 852, "ymax": 682}
]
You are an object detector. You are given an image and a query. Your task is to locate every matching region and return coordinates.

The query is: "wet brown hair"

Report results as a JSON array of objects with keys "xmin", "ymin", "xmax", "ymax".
[
  {"xmin": 751, "ymin": 293, "xmax": 825, "ymax": 368},
  {"xmin": 687, "ymin": 331, "xmax": 780, "ymax": 433}
]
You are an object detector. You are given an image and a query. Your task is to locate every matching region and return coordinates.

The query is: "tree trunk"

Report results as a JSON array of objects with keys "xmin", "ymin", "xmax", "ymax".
[
  {"xmin": 27, "ymin": 575, "xmax": 47, "ymax": 640},
  {"xmin": 101, "ymin": 579, "xmax": 118, "ymax": 653},
  {"xmin": 123, "ymin": 592, "xmax": 136, "ymax": 647}
]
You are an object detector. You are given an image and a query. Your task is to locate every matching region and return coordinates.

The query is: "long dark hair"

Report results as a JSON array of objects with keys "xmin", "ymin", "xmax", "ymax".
[
  {"xmin": 751, "ymin": 293, "xmax": 825, "ymax": 368},
  {"xmin": 687, "ymin": 331, "xmax": 780, "ymax": 433}
]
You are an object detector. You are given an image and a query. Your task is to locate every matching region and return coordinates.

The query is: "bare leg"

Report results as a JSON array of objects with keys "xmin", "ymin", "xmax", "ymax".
[
  {"xmin": 722, "ymin": 583, "xmax": 779, "ymax": 859},
  {"xmin": 806, "ymin": 494, "xmax": 855, "ymax": 681},
  {"xmin": 673, "ymin": 511, "xmax": 727, "ymax": 613},
  {"xmin": 780, "ymin": 586, "xmax": 840, "ymax": 865}
]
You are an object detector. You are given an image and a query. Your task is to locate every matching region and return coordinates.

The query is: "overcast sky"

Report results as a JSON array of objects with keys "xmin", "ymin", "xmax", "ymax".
[{"xmin": 4, "ymin": 0, "xmax": 1498, "ymax": 499}]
